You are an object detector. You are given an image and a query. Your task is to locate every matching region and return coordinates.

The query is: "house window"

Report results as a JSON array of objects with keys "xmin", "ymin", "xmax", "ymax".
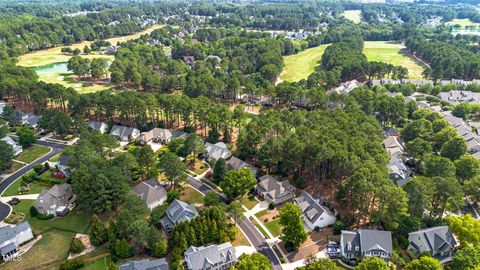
[{"xmin": 355, "ymin": 246, "xmax": 359, "ymax": 251}]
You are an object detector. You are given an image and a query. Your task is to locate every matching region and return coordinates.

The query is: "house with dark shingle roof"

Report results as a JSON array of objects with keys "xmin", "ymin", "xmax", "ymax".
[
  {"xmin": 160, "ymin": 199, "xmax": 198, "ymax": 233},
  {"xmin": 340, "ymin": 229, "xmax": 393, "ymax": 263},
  {"xmin": 226, "ymin": 156, "xmax": 258, "ymax": 176},
  {"xmin": 109, "ymin": 125, "xmax": 140, "ymax": 142},
  {"xmin": 131, "ymin": 178, "xmax": 167, "ymax": 209},
  {"xmin": 34, "ymin": 184, "xmax": 75, "ymax": 216},
  {"xmin": 294, "ymin": 191, "xmax": 336, "ymax": 231},
  {"xmin": 256, "ymin": 174, "xmax": 295, "ymax": 204},
  {"xmin": 119, "ymin": 258, "xmax": 169, "ymax": 270},
  {"xmin": 408, "ymin": 226, "xmax": 458, "ymax": 264},
  {"xmin": 0, "ymin": 222, "xmax": 34, "ymax": 260},
  {"xmin": 184, "ymin": 242, "xmax": 237, "ymax": 270}
]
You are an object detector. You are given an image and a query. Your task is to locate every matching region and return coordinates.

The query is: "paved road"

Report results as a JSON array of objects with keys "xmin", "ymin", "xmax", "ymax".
[
  {"xmin": 0, "ymin": 141, "xmax": 65, "ymax": 221},
  {"xmin": 188, "ymin": 176, "xmax": 283, "ymax": 270}
]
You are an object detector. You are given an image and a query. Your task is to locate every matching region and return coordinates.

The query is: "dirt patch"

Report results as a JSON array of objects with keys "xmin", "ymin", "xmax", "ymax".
[{"xmin": 279, "ymin": 227, "xmax": 332, "ymax": 262}]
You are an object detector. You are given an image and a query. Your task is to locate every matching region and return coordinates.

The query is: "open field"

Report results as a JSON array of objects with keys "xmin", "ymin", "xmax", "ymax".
[
  {"xmin": 446, "ymin": 18, "xmax": 480, "ymax": 29},
  {"xmin": 15, "ymin": 145, "xmax": 51, "ymax": 163},
  {"xmin": 280, "ymin": 44, "xmax": 330, "ymax": 82},
  {"xmin": 18, "ymin": 24, "xmax": 163, "ymax": 68},
  {"xmin": 342, "ymin": 10, "xmax": 362, "ymax": 23},
  {"xmin": 363, "ymin": 41, "xmax": 426, "ymax": 80},
  {"xmin": 2, "ymin": 161, "xmax": 24, "ymax": 174}
]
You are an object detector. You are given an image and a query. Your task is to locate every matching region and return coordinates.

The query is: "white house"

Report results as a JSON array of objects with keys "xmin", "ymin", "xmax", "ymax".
[
  {"xmin": 340, "ymin": 230, "xmax": 393, "ymax": 263},
  {"xmin": 0, "ymin": 222, "xmax": 34, "ymax": 260},
  {"xmin": 1, "ymin": 136, "xmax": 22, "ymax": 156},
  {"xmin": 293, "ymin": 191, "xmax": 336, "ymax": 231}
]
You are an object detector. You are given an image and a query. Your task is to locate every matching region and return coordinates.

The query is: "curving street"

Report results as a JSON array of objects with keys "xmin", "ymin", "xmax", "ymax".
[{"xmin": 0, "ymin": 140, "xmax": 66, "ymax": 222}]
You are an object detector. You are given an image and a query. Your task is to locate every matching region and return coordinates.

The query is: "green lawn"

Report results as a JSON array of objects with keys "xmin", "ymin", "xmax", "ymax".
[
  {"xmin": 342, "ymin": 10, "xmax": 362, "ymax": 23},
  {"xmin": 15, "ymin": 145, "xmax": 50, "ymax": 163},
  {"xmin": 80, "ymin": 256, "xmax": 113, "ymax": 270},
  {"xmin": 255, "ymin": 209, "xmax": 269, "ymax": 218},
  {"xmin": 446, "ymin": 18, "xmax": 480, "ymax": 29},
  {"xmin": 2, "ymin": 174, "xmax": 51, "ymax": 196},
  {"xmin": 180, "ymin": 185, "xmax": 205, "ymax": 205},
  {"xmin": 241, "ymin": 196, "xmax": 258, "ymax": 210},
  {"xmin": 37, "ymin": 71, "xmax": 113, "ymax": 94},
  {"xmin": 264, "ymin": 219, "xmax": 282, "ymax": 237},
  {"xmin": 363, "ymin": 41, "xmax": 426, "ymax": 80},
  {"xmin": 250, "ymin": 217, "xmax": 270, "ymax": 239},
  {"xmin": 3, "ymin": 229, "xmax": 74, "ymax": 270},
  {"xmin": 280, "ymin": 44, "xmax": 330, "ymax": 82},
  {"xmin": 2, "ymin": 161, "xmax": 25, "ymax": 174}
]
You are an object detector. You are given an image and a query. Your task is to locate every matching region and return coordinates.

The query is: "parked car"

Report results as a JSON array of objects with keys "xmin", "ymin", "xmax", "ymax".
[{"xmin": 327, "ymin": 242, "xmax": 340, "ymax": 259}]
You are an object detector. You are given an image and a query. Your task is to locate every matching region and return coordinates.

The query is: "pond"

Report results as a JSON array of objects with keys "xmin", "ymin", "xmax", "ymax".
[{"xmin": 31, "ymin": 62, "xmax": 69, "ymax": 75}]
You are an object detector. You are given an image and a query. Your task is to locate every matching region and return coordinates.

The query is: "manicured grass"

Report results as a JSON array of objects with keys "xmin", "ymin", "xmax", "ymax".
[
  {"xmin": 15, "ymin": 145, "xmax": 51, "ymax": 163},
  {"xmin": 185, "ymin": 156, "xmax": 208, "ymax": 175},
  {"xmin": 241, "ymin": 196, "xmax": 258, "ymax": 210},
  {"xmin": 18, "ymin": 25, "xmax": 164, "ymax": 67},
  {"xmin": 363, "ymin": 41, "xmax": 426, "ymax": 80},
  {"xmin": 3, "ymin": 229, "xmax": 74, "ymax": 270},
  {"xmin": 446, "ymin": 18, "xmax": 480, "ymax": 29},
  {"xmin": 2, "ymin": 174, "xmax": 50, "ymax": 196},
  {"xmin": 180, "ymin": 185, "xmax": 205, "ymax": 205},
  {"xmin": 342, "ymin": 10, "xmax": 362, "ymax": 23},
  {"xmin": 232, "ymin": 226, "xmax": 251, "ymax": 246},
  {"xmin": 280, "ymin": 44, "xmax": 330, "ymax": 82},
  {"xmin": 80, "ymin": 256, "xmax": 113, "ymax": 270},
  {"xmin": 2, "ymin": 161, "xmax": 24, "ymax": 174},
  {"xmin": 264, "ymin": 219, "xmax": 282, "ymax": 237},
  {"xmin": 49, "ymin": 154, "xmax": 61, "ymax": 162},
  {"xmin": 250, "ymin": 217, "xmax": 269, "ymax": 239},
  {"xmin": 37, "ymin": 71, "xmax": 113, "ymax": 94},
  {"xmin": 255, "ymin": 209, "xmax": 269, "ymax": 218}
]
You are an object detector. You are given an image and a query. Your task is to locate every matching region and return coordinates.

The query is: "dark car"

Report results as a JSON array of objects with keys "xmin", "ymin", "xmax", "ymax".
[{"xmin": 327, "ymin": 242, "xmax": 341, "ymax": 259}]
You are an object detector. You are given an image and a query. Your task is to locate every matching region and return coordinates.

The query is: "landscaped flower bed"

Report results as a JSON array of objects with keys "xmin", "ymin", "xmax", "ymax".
[{"xmin": 5, "ymin": 212, "xmax": 25, "ymax": 224}]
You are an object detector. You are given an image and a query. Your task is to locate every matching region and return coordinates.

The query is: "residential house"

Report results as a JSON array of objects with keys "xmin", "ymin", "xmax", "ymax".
[
  {"xmin": 131, "ymin": 177, "xmax": 167, "ymax": 209},
  {"xmin": 34, "ymin": 183, "xmax": 75, "ymax": 216},
  {"xmin": 109, "ymin": 125, "xmax": 140, "ymax": 142},
  {"xmin": 0, "ymin": 222, "xmax": 34, "ymax": 260},
  {"xmin": 1, "ymin": 136, "xmax": 22, "ymax": 156},
  {"xmin": 139, "ymin": 128, "xmax": 187, "ymax": 145},
  {"xmin": 13, "ymin": 110, "xmax": 33, "ymax": 125},
  {"xmin": 340, "ymin": 230, "xmax": 393, "ymax": 263},
  {"xmin": 383, "ymin": 135, "xmax": 411, "ymax": 186},
  {"xmin": 25, "ymin": 115, "xmax": 41, "ymax": 129},
  {"xmin": 87, "ymin": 121, "xmax": 108, "ymax": 134},
  {"xmin": 160, "ymin": 199, "xmax": 198, "ymax": 233},
  {"xmin": 120, "ymin": 258, "xmax": 169, "ymax": 270},
  {"xmin": 204, "ymin": 142, "xmax": 232, "ymax": 162},
  {"xmin": 438, "ymin": 90, "xmax": 480, "ymax": 105},
  {"xmin": 226, "ymin": 156, "xmax": 258, "ymax": 176},
  {"xmin": 330, "ymin": 80, "xmax": 363, "ymax": 95},
  {"xmin": 383, "ymin": 126, "xmax": 400, "ymax": 137},
  {"xmin": 184, "ymin": 242, "xmax": 237, "ymax": 270},
  {"xmin": 294, "ymin": 191, "xmax": 336, "ymax": 231},
  {"xmin": 256, "ymin": 174, "xmax": 295, "ymax": 204},
  {"xmin": 408, "ymin": 226, "xmax": 458, "ymax": 264},
  {"xmin": 56, "ymin": 155, "xmax": 71, "ymax": 177}
]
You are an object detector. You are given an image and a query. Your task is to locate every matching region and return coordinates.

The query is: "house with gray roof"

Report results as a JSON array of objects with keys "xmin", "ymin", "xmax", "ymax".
[
  {"xmin": 160, "ymin": 199, "xmax": 198, "ymax": 233},
  {"xmin": 119, "ymin": 258, "xmax": 169, "ymax": 270},
  {"xmin": 226, "ymin": 156, "xmax": 258, "ymax": 176},
  {"xmin": 256, "ymin": 174, "xmax": 295, "ymax": 204},
  {"xmin": 25, "ymin": 115, "xmax": 41, "ymax": 129},
  {"xmin": 340, "ymin": 229, "xmax": 393, "ymax": 263},
  {"xmin": 408, "ymin": 226, "xmax": 458, "ymax": 264},
  {"xmin": 56, "ymin": 154, "xmax": 71, "ymax": 176},
  {"xmin": 14, "ymin": 110, "xmax": 33, "ymax": 125},
  {"xmin": 131, "ymin": 178, "xmax": 167, "ymax": 209},
  {"xmin": 1, "ymin": 136, "xmax": 22, "ymax": 156},
  {"xmin": 87, "ymin": 121, "xmax": 108, "ymax": 134},
  {"xmin": 109, "ymin": 125, "xmax": 140, "ymax": 142},
  {"xmin": 0, "ymin": 222, "xmax": 34, "ymax": 260},
  {"xmin": 139, "ymin": 128, "xmax": 187, "ymax": 145},
  {"xmin": 184, "ymin": 242, "xmax": 237, "ymax": 270},
  {"xmin": 294, "ymin": 191, "xmax": 336, "ymax": 231},
  {"xmin": 204, "ymin": 142, "xmax": 232, "ymax": 161},
  {"xmin": 34, "ymin": 183, "xmax": 75, "ymax": 216},
  {"xmin": 388, "ymin": 156, "xmax": 411, "ymax": 187}
]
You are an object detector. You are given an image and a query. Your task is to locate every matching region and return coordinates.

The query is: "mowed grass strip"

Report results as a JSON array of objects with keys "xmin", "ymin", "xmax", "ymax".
[
  {"xmin": 342, "ymin": 10, "xmax": 362, "ymax": 23},
  {"xmin": 363, "ymin": 41, "xmax": 426, "ymax": 80},
  {"xmin": 18, "ymin": 24, "xmax": 164, "ymax": 67},
  {"xmin": 15, "ymin": 145, "xmax": 51, "ymax": 163},
  {"xmin": 280, "ymin": 44, "xmax": 330, "ymax": 82}
]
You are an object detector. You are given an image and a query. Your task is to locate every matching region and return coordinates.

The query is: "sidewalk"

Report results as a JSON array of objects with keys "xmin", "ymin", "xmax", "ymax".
[
  {"xmin": 0, "ymin": 194, "xmax": 40, "ymax": 203},
  {"xmin": 242, "ymin": 204, "xmax": 275, "ymax": 240}
]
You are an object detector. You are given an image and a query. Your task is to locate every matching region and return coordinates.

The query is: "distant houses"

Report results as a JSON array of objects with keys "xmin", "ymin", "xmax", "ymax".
[
  {"xmin": 160, "ymin": 199, "xmax": 198, "ymax": 233},
  {"xmin": 294, "ymin": 191, "xmax": 336, "ymax": 231},
  {"xmin": 14, "ymin": 111, "xmax": 41, "ymax": 128},
  {"xmin": 34, "ymin": 183, "xmax": 76, "ymax": 217},
  {"xmin": 184, "ymin": 242, "xmax": 237, "ymax": 270},
  {"xmin": 109, "ymin": 125, "xmax": 140, "ymax": 142},
  {"xmin": 119, "ymin": 258, "xmax": 169, "ymax": 270},
  {"xmin": 407, "ymin": 226, "xmax": 458, "ymax": 264},
  {"xmin": 139, "ymin": 128, "xmax": 187, "ymax": 145},
  {"xmin": 87, "ymin": 121, "xmax": 108, "ymax": 134},
  {"xmin": 340, "ymin": 229, "xmax": 393, "ymax": 263},
  {"xmin": 383, "ymin": 135, "xmax": 411, "ymax": 187},
  {"xmin": 131, "ymin": 178, "xmax": 167, "ymax": 209},
  {"xmin": 256, "ymin": 174, "xmax": 295, "ymax": 205},
  {"xmin": 0, "ymin": 222, "xmax": 34, "ymax": 260}
]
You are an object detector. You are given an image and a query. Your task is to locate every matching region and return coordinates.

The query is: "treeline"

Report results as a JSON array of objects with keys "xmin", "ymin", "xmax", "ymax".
[{"xmin": 406, "ymin": 36, "xmax": 480, "ymax": 80}]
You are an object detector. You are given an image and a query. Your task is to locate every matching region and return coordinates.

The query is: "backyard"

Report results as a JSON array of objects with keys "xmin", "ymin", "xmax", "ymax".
[
  {"xmin": 280, "ymin": 44, "xmax": 330, "ymax": 82},
  {"xmin": 180, "ymin": 185, "xmax": 205, "ymax": 205},
  {"xmin": 15, "ymin": 145, "xmax": 51, "ymax": 163},
  {"xmin": 2, "ymin": 169, "xmax": 64, "ymax": 197}
]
